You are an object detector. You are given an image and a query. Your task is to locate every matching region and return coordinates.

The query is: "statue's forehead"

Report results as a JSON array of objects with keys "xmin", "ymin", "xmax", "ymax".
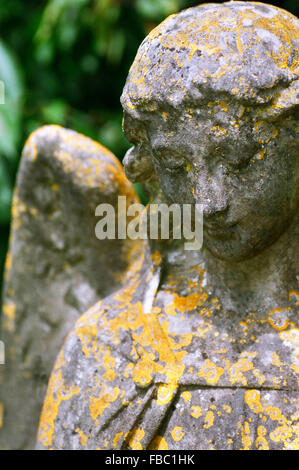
[
  {"xmin": 121, "ymin": 1, "xmax": 299, "ymax": 112},
  {"xmin": 124, "ymin": 112, "xmax": 257, "ymax": 159},
  {"xmin": 124, "ymin": 100, "xmax": 253, "ymax": 138}
]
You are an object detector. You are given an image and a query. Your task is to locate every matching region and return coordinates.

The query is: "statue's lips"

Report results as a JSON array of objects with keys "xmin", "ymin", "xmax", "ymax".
[{"xmin": 204, "ymin": 222, "xmax": 236, "ymax": 240}]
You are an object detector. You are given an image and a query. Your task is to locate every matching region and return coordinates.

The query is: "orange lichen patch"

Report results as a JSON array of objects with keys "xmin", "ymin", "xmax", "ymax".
[
  {"xmin": 211, "ymin": 125, "xmax": 227, "ymax": 137},
  {"xmin": 172, "ymin": 292, "xmax": 208, "ymax": 314},
  {"xmin": 148, "ymin": 435, "xmax": 168, "ymax": 450},
  {"xmin": 196, "ymin": 359, "xmax": 224, "ymax": 385},
  {"xmin": 4, "ymin": 251, "xmax": 12, "ymax": 272},
  {"xmin": 271, "ymin": 376, "xmax": 282, "ymax": 388},
  {"xmin": 252, "ymin": 369, "xmax": 265, "ymax": 386},
  {"xmin": 268, "ymin": 308, "xmax": 290, "ymax": 331},
  {"xmin": 0, "ymin": 402, "xmax": 3, "ymax": 428},
  {"xmin": 208, "ymin": 100, "xmax": 229, "ymax": 112},
  {"xmin": 164, "ymin": 298, "xmax": 178, "ymax": 316},
  {"xmin": 102, "ymin": 348, "xmax": 116, "ymax": 378},
  {"xmin": 2, "ymin": 302, "xmax": 16, "ymax": 332},
  {"xmin": 166, "ymin": 332, "xmax": 193, "ymax": 351},
  {"xmin": 266, "ymin": 406, "xmax": 286, "ymax": 424},
  {"xmin": 253, "ymin": 121, "xmax": 278, "ymax": 144},
  {"xmin": 228, "ymin": 358, "xmax": 253, "ymax": 386},
  {"xmin": 279, "ymin": 328, "xmax": 299, "ymax": 346},
  {"xmin": 255, "ymin": 150, "xmax": 266, "ymax": 161},
  {"xmin": 223, "ymin": 405, "xmax": 232, "ymax": 414},
  {"xmin": 240, "ymin": 421, "xmax": 252, "ymax": 450},
  {"xmin": 269, "ymin": 424, "xmax": 293, "ymax": 444},
  {"xmin": 119, "ymin": 303, "xmax": 186, "ymax": 390},
  {"xmin": 244, "ymin": 390, "xmax": 263, "ymax": 414},
  {"xmin": 75, "ymin": 428, "xmax": 88, "ymax": 447},
  {"xmin": 59, "ymin": 126, "xmax": 119, "ymax": 164},
  {"xmin": 102, "ymin": 368, "xmax": 116, "ymax": 382},
  {"xmin": 188, "ymin": 279, "xmax": 197, "ymax": 289},
  {"xmin": 199, "ymin": 308, "xmax": 213, "ymax": 318},
  {"xmin": 257, "ymin": 426, "xmax": 267, "ymax": 437},
  {"xmin": 171, "ymin": 426, "xmax": 185, "ymax": 442},
  {"xmin": 279, "ymin": 328, "xmax": 299, "ymax": 371},
  {"xmin": 239, "ymin": 321, "xmax": 249, "ymax": 343},
  {"xmin": 128, "ymin": 428, "xmax": 145, "ymax": 450},
  {"xmin": 37, "ymin": 351, "xmax": 80, "ymax": 448},
  {"xmin": 136, "ymin": 313, "xmax": 186, "ymax": 385},
  {"xmin": 191, "ymin": 406, "xmax": 202, "ymax": 419},
  {"xmin": 50, "ymin": 183, "xmax": 59, "ymax": 191},
  {"xmin": 271, "ymin": 352, "xmax": 282, "ymax": 368},
  {"xmin": 203, "ymin": 411, "xmax": 214, "ymax": 429},
  {"xmin": 151, "ymin": 250, "xmax": 162, "ymax": 266},
  {"xmin": 113, "ymin": 277, "xmax": 141, "ymax": 308},
  {"xmin": 156, "ymin": 384, "xmax": 177, "ymax": 406},
  {"xmin": 132, "ymin": 359, "xmax": 155, "ymax": 387},
  {"xmin": 89, "ymin": 385, "xmax": 120, "ymax": 421},
  {"xmin": 182, "ymin": 391, "xmax": 191, "ymax": 403},
  {"xmin": 11, "ymin": 191, "xmax": 27, "ymax": 231},
  {"xmin": 76, "ymin": 299, "xmax": 145, "ymax": 349},
  {"xmin": 291, "ymin": 410, "xmax": 299, "ymax": 422},
  {"xmin": 289, "ymin": 290, "xmax": 299, "ymax": 306},
  {"xmin": 75, "ymin": 317, "xmax": 118, "ymax": 378},
  {"xmin": 113, "ymin": 432, "xmax": 123, "ymax": 448},
  {"xmin": 117, "ymin": 240, "xmax": 145, "ymax": 281}
]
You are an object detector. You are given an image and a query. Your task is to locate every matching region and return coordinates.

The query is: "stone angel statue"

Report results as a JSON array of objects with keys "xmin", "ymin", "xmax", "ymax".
[{"xmin": 1, "ymin": 1, "xmax": 299, "ymax": 450}]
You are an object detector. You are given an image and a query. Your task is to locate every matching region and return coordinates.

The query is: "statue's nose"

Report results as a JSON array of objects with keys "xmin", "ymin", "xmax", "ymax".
[
  {"xmin": 123, "ymin": 145, "xmax": 155, "ymax": 182},
  {"xmin": 193, "ymin": 166, "xmax": 229, "ymax": 219}
]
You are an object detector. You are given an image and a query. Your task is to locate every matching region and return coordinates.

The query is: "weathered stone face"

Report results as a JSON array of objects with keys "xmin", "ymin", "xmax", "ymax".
[
  {"xmin": 121, "ymin": 1, "xmax": 299, "ymax": 261},
  {"xmin": 123, "ymin": 102, "xmax": 298, "ymax": 261}
]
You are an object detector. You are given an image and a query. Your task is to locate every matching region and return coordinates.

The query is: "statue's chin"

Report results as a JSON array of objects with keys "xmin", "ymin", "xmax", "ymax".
[{"xmin": 203, "ymin": 233, "xmax": 277, "ymax": 263}]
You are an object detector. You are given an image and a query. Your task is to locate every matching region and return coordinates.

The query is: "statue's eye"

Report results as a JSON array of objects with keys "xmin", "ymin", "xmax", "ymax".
[
  {"xmin": 214, "ymin": 147, "xmax": 250, "ymax": 171},
  {"xmin": 162, "ymin": 158, "xmax": 185, "ymax": 171},
  {"xmin": 153, "ymin": 147, "xmax": 186, "ymax": 171}
]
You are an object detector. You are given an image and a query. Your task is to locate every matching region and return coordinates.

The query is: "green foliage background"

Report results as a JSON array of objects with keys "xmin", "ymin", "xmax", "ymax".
[{"xmin": 0, "ymin": 0, "xmax": 298, "ymax": 295}]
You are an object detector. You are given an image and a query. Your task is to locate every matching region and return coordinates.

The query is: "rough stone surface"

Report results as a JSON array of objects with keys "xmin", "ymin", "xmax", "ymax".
[
  {"xmin": 3, "ymin": 1, "xmax": 299, "ymax": 450},
  {"xmin": 0, "ymin": 125, "xmax": 140, "ymax": 450}
]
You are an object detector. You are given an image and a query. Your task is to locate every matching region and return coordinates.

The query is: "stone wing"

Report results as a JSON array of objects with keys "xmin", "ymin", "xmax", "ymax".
[{"xmin": 0, "ymin": 125, "xmax": 141, "ymax": 449}]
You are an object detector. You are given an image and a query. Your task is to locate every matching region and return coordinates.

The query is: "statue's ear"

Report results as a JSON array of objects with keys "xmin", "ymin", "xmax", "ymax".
[{"xmin": 123, "ymin": 145, "xmax": 156, "ymax": 183}]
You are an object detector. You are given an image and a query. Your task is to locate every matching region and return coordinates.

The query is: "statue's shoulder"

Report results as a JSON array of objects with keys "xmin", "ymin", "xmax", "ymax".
[{"xmin": 36, "ymin": 281, "xmax": 147, "ymax": 450}]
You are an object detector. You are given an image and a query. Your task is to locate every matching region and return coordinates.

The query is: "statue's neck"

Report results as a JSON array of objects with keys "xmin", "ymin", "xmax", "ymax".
[{"xmin": 203, "ymin": 215, "xmax": 298, "ymax": 313}]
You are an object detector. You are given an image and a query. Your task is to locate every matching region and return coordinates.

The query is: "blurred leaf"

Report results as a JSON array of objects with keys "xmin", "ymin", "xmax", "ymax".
[
  {"xmin": 0, "ymin": 158, "xmax": 12, "ymax": 224},
  {"xmin": 68, "ymin": 109, "xmax": 98, "ymax": 141},
  {"xmin": 136, "ymin": 0, "xmax": 180, "ymax": 21},
  {"xmin": 26, "ymin": 120, "xmax": 44, "ymax": 137},
  {"xmin": 80, "ymin": 54, "xmax": 99, "ymax": 73},
  {"xmin": 42, "ymin": 99, "xmax": 68, "ymax": 124},
  {"xmin": 133, "ymin": 183, "xmax": 149, "ymax": 206},
  {"xmin": 0, "ymin": 39, "xmax": 23, "ymax": 159},
  {"xmin": 106, "ymin": 30, "xmax": 125, "ymax": 64},
  {"xmin": 0, "ymin": 39, "xmax": 23, "ymax": 224},
  {"xmin": 98, "ymin": 118, "xmax": 130, "ymax": 158},
  {"xmin": 35, "ymin": 0, "xmax": 88, "ymax": 43},
  {"xmin": 35, "ymin": 41, "xmax": 54, "ymax": 65}
]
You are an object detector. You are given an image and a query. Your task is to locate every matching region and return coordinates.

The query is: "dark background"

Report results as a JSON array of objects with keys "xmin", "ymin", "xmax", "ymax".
[{"xmin": 0, "ymin": 0, "xmax": 298, "ymax": 298}]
